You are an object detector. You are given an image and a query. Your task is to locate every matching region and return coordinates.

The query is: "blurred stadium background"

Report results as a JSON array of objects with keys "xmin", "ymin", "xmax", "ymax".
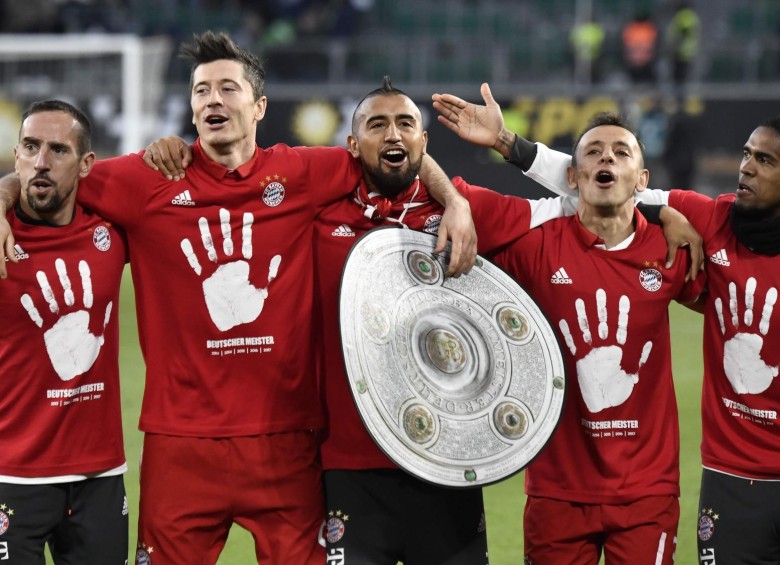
[
  {"xmin": 1, "ymin": 0, "xmax": 779, "ymax": 195},
  {"xmin": 5, "ymin": 0, "xmax": 771, "ymax": 563}
]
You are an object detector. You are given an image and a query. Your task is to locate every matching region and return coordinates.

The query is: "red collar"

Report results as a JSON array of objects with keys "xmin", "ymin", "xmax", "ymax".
[
  {"xmin": 572, "ymin": 208, "xmax": 646, "ymax": 248},
  {"xmin": 194, "ymin": 138, "xmax": 259, "ymax": 180}
]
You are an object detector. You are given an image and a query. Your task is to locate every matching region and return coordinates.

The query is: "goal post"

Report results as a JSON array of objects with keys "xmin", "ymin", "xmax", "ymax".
[{"xmin": 0, "ymin": 33, "xmax": 172, "ymax": 165}]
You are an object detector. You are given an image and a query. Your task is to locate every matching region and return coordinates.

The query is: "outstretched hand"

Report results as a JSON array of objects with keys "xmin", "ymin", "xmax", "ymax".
[
  {"xmin": 432, "ymin": 83, "xmax": 505, "ymax": 148},
  {"xmin": 142, "ymin": 136, "xmax": 192, "ymax": 181}
]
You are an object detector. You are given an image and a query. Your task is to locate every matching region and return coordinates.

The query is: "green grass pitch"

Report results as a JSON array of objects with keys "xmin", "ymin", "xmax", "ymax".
[{"xmin": 81, "ymin": 267, "xmax": 705, "ymax": 564}]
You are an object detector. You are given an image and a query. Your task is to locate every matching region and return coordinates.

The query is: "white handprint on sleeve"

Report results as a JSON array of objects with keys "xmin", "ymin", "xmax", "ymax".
[
  {"xmin": 715, "ymin": 278, "xmax": 778, "ymax": 394},
  {"xmin": 180, "ymin": 208, "xmax": 282, "ymax": 332},
  {"xmin": 20, "ymin": 259, "xmax": 112, "ymax": 381},
  {"xmin": 559, "ymin": 289, "xmax": 653, "ymax": 413}
]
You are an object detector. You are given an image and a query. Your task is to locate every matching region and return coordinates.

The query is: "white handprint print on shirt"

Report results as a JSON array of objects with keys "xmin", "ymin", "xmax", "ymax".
[
  {"xmin": 20, "ymin": 259, "xmax": 112, "ymax": 381},
  {"xmin": 180, "ymin": 208, "xmax": 282, "ymax": 332},
  {"xmin": 715, "ymin": 277, "xmax": 778, "ymax": 394},
  {"xmin": 559, "ymin": 289, "xmax": 653, "ymax": 413}
]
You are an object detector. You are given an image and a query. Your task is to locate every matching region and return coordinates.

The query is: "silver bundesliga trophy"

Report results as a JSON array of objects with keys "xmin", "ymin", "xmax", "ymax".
[{"xmin": 339, "ymin": 227, "xmax": 566, "ymax": 487}]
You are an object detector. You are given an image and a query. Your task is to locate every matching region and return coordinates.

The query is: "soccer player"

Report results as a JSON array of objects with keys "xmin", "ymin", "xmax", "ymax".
[
  {"xmin": 0, "ymin": 100, "xmax": 128, "ymax": 563},
  {"xmin": 0, "ymin": 33, "xmax": 474, "ymax": 565},
  {"xmin": 435, "ymin": 90, "xmax": 703, "ymax": 564}
]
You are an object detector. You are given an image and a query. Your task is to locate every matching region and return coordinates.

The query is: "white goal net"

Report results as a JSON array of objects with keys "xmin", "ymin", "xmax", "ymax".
[{"xmin": 0, "ymin": 33, "xmax": 172, "ymax": 169}]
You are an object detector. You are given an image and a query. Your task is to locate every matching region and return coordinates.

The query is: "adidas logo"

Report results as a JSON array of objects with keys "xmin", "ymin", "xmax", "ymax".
[
  {"xmin": 171, "ymin": 189, "xmax": 196, "ymax": 206},
  {"xmin": 331, "ymin": 224, "xmax": 356, "ymax": 237},
  {"xmin": 5, "ymin": 244, "xmax": 29, "ymax": 261},
  {"xmin": 709, "ymin": 249, "xmax": 730, "ymax": 266},
  {"xmin": 550, "ymin": 267, "xmax": 573, "ymax": 284}
]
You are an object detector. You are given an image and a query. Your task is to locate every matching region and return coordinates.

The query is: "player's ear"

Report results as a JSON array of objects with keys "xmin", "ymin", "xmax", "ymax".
[
  {"xmin": 79, "ymin": 152, "xmax": 96, "ymax": 178},
  {"xmin": 566, "ymin": 165, "xmax": 578, "ymax": 191},
  {"xmin": 255, "ymin": 96, "xmax": 267, "ymax": 122},
  {"xmin": 636, "ymin": 168, "xmax": 649, "ymax": 191},
  {"xmin": 347, "ymin": 135, "xmax": 359, "ymax": 158}
]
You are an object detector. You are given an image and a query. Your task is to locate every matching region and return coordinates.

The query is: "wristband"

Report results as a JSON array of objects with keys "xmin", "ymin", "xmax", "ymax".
[
  {"xmin": 636, "ymin": 202, "xmax": 663, "ymax": 225},
  {"xmin": 506, "ymin": 135, "xmax": 538, "ymax": 172}
]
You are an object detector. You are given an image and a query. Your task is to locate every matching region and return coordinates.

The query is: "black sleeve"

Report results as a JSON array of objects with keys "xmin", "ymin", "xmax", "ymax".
[
  {"xmin": 636, "ymin": 202, "xmax": 663, "ymax": 225},
  {"xmin": 506, "ymin": 135, "xmax": 538, "ymax": 172}
]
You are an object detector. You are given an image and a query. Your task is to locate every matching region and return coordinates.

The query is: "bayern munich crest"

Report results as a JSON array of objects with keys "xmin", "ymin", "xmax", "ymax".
[
  {"xmin": 93, "ymin": 225, "xmax": 111, "ymax": 252},
  {"xmin": 0, "ymin": 510, "xmax": 9, "ymax": 536},
  {"xmin": 262, "ymin": 181, "xmax": 286, "ymax": 207},
  {"xmin": 639, "ymin": 268, "xmax": 662, "ymax": 292},
  {"xmin": 698, "ymin": 514, "xmax": 715, "ymax": 541},
  {"xmin": 136, "ymin": 542, "xmax": 153, "ymax": 564},
  {"xmin": 325, "ymin": 516, "xmax": 346, "ymax": 543},
  {"xmin": 136, "ymin": 548, "xmax": 151, "ymax": 565},
  {"xmin": 422, "ymin": 214, "xmax": 442, "ymax": 234}
]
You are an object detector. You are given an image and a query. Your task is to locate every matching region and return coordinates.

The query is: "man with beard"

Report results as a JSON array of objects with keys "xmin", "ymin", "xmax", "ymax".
[
  {"xmin": 0, "ymin": 100, "xmax": 128, "ymax": 563},
  {"xmin": 611, "ymin": 119, "xmax": 780, "ymax": 565},
  {"xmin": 435, "ymin": 84, "xmax": 780, "ymax": 563}
]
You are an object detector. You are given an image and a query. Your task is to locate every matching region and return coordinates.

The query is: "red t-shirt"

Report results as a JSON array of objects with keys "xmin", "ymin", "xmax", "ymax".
[
  {"xmin": 669, "ymin": 190, "xmax": 780, "ymax": 479},
  {"xmin": 494, "ymin": 211, "xmax": 703, "ymax": 503},
  {"xmin": 0, "ymin": 207, "xmax": 127, "ymax": 477},
  {"xmin": 78, "ymin": 140, "xmax": 361, "ymax": 437},
  {"xmin": 317, "ymin": 176, "xmax": 566, "ymax": 470}
]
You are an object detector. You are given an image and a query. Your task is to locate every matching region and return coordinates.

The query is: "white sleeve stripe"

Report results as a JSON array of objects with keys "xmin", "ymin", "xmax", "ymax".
[
  {"xmin": 528, "ymin": 196, "xmax": 578, "ymax": 228},
  {"xmin": 523, "ymin": 142, "xmax": 572, "ymax": 197},
  {"xmin": 635, "ymin": 188, "xmax": 670, "ymax": 205}
]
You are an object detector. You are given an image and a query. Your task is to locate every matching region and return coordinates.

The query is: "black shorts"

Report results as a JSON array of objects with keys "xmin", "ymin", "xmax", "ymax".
[
  {"xmin": 0, "ymin": 475, "xmax": 128, "ymax": 564},
  {"xmin": 697, "ymin": 468, "xmax": 780, "ymax": 564},
  {"xmin": 323, "ymin": 469, "xmax": 488, "ymax": 565}
]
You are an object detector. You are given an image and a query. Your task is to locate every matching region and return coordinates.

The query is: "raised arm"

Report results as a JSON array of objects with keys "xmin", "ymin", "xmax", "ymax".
[
  {"xmin": 432, "ymin": 83, "xmax": 516, "ymax": 157},
  {"xmin": 419, "ymin": 154, "xmax": 476, "ymax": 277},
  {"xmin": 0, "ymin": 174, "xmax": 22, "ymax": 278},
  {"xmin": 433, "ymin": 84, "xmax": 572, "ymax": 198},
  {"xmin": 432, "ymin": 86, "xmax": 702, "ymax": 280}
]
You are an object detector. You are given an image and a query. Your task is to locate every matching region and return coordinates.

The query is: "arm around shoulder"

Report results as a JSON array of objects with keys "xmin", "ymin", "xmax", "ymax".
[
  {"xmin": 419, "ymin": 154, "xmax": 477, "ymax": 277},
  {"xmin": 0, "ymin": 173, "xmax": 21, "ymax": 215},
  {"xmin": 0, "ymin": 173, "xmax": 21, "ymax": 278}
]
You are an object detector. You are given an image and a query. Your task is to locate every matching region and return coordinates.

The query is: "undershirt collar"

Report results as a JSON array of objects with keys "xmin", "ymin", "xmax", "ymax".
[{"xmin": 14, "ymin": 201, "xmax": 75, "ymax": 227}]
